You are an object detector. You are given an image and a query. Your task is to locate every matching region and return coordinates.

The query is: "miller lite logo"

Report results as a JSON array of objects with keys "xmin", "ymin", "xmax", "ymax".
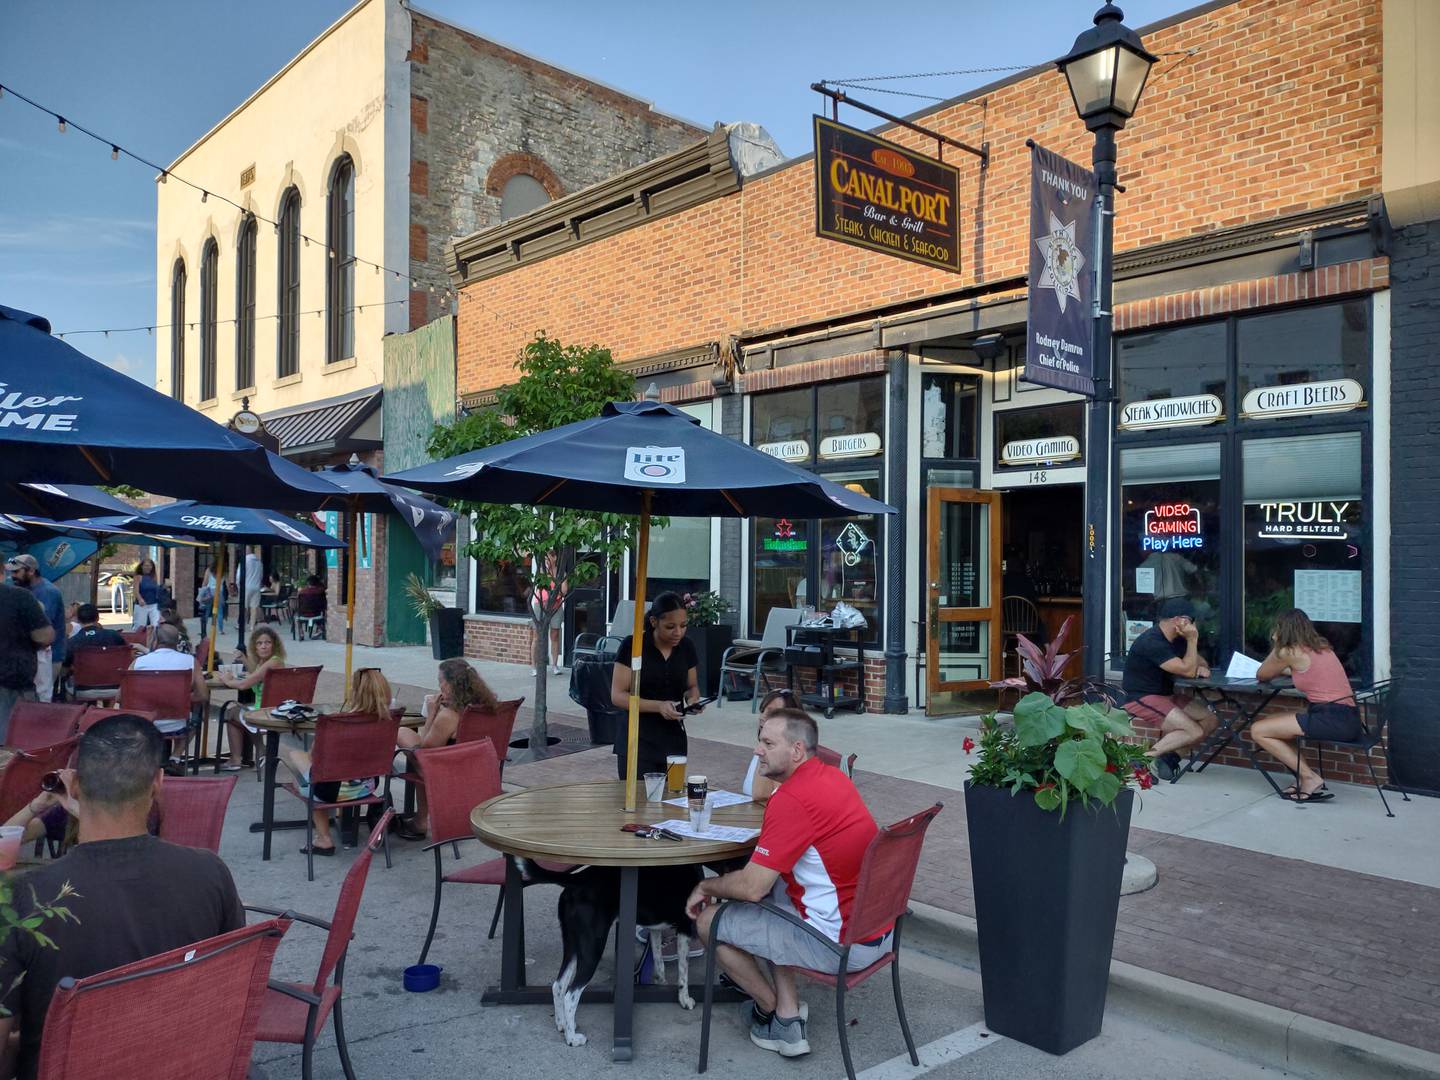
[{"xmin": 623, "ymin": 445, "xmax": 686, "ymax": 485}]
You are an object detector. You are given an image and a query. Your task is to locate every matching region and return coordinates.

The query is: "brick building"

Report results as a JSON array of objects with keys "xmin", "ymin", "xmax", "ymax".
[
  {"xmin": 445, "ymin": 0, "xmax": 1440, "ymax": 792},
  {"xmin": 152, "ymin": 0, "xmax": 703, "ymax": 644}
]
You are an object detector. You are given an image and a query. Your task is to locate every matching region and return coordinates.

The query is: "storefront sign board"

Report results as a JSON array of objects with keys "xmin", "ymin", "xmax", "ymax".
[
  {"xmin": 1025, "ymin": 143, "xmax": 1096, "ymax": 395},
  {"xmin": 1241, "ymin": 378, "xmax": 1364, "ymax": 420},
  {"xmin": 757, "ymin": 439, "xmax": 810, "ymax": 462},
  {"xmin": 813, "ymin": 116, "xmax": 962, "ymax": 273},
  {"xmin": 1119, "ymin": 394, "xmax": 1223, "ymax": 430},
  {"xmin": 1000, "ymin": 435, "xmax": 1081, "ymax": 466},
  {"xmin": 818, "ymin": 431, "xmax": 882, "ymax": 460}
]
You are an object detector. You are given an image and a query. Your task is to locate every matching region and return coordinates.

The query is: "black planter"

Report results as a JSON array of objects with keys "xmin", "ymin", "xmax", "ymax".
[
  {"xmin": 428, "ymin": 607, "xmax": 464, "ymax": 661},
  {"xmin": 964, "ymin": 782, "xmax": 1134, "ymax": 1055},
  {"xmin": 687, "ymin": 624, "xmax": 735, "ymax": 698}
]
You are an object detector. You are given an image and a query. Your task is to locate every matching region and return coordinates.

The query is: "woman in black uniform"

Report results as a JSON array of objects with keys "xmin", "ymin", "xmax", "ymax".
[{"xmin": 609, "ymin": 591, "xmax": 704, "ymax": 779}]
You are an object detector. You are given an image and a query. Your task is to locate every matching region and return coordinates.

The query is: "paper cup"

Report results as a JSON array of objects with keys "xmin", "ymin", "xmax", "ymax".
[
  {"xmin": 0, "ymin": 825, "xmax": 26, "ymax": 871},
  {"xmin": 643, "ymin": 773, "xmax": 666, "ymax": 802}
]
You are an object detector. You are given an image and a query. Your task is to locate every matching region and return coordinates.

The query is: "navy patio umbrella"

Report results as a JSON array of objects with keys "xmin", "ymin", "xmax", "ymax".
[
  {"xmin": 384, "ymin": 399, "xmax": 894, "ymax": 808},
  {"xmin": 312, "ymin": 456, "xmax": 457, "ymax": 682},
  {"xmin": 0, "ymin": 483, "xmax": 137, "ymax": 519},
  {"xmin": 0, "ymin": 305, "xmax": 345, "ymax": 511}
]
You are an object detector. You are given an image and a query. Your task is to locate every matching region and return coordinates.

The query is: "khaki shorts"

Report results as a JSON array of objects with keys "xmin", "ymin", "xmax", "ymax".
[{"xmin": 714, "ymin": 879, "xmax": 890, "ymax": 974}]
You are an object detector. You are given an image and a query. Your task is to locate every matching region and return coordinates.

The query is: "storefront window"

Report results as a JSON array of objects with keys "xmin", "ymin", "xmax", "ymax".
[
  {"xmin": 751, "ymin": 387, "xmax": 812, "ymax": 463},
  {"xmin": 1118, "ymin": 443, "xmax": 1222, "ymax": 660},
  {"xmin": 920, "ymin": 373, "xmax": 979, "ymax": 459},
  {"xmin": 1236, "ymin": 300, "xmax": 1369, "ymax": 398},
  {"xmin": 816, "ymin": 380, "xmax": 884, "ymax": 459},
  {"xmin": 994, "ymin": 402, "xmax": 1085, "ymax": 470},
  {"xmin": 753, "ymin": 517, "xmax": 810, "ymax": 634},
  {"xmin": 474, "ymin": 558, "xmax": 529, "ymax": 615},
  {"xmin": 817, "ymin": 473, "xmax": 882, "ymax": 633},
  {"xmin": 1242, "ymin": 432, "xmax": 1363, "ymax": 671},
  {"xmin": 1118, "ymin": 322, "xmax": 1227, "ymax": 408}
]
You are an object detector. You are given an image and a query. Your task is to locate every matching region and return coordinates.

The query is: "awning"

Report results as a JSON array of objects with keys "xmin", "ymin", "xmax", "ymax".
[{"xmin": 263, "ymin": 386, "xmax": 382, "ymax": 462}]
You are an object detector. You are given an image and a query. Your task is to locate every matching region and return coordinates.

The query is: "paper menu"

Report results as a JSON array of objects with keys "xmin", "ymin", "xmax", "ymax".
[
  {"xmin": 1225, "ymin": 651, "xmax": 1262, "ymax": 680},
  {"xmin": 664, "ymin": 789, "xmax": 752, "ymax": 809},
  {"xmin": 650, "ymin": 819, "xmax": 760, "ymax": 843}
]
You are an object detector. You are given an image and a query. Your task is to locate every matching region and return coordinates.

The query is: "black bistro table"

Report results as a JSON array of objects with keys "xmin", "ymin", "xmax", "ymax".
[{"xmin": 1173, "ymin": 674, "xmax": 1302, "ymax": 788}]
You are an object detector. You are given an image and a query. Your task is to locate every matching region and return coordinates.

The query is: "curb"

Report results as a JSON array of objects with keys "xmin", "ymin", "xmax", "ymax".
[{"xmin": 904, "ymin": 900, "xmax": 1440, "ymax": 1080}]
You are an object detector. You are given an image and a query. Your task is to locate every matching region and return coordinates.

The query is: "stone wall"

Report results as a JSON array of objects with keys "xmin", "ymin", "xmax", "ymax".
[{"xmin": 406, "ymin": 12, "xmax": 704, "ymax": 330}]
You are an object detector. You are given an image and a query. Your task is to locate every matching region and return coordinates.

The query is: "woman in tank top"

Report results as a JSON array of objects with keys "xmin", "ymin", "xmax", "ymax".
[{"xmin": 1252, "ymin": 608, "xmax": 1360, "ymax": 803}]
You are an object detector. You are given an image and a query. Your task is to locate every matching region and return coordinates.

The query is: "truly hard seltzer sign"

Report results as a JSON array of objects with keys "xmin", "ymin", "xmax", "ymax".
[
  {"xmin": 813, "ymin": 116, "xmax": 962, "ymax": 273},
  {"xmin": 1025, "ymin": 143, "xmax": 1097, "ymax": 395}
]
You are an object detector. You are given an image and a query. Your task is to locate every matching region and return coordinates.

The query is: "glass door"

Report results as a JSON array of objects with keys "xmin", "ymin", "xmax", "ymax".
[{"xmin": 927, "ymin": 488, "xmax": 1002, "ymax": 702}]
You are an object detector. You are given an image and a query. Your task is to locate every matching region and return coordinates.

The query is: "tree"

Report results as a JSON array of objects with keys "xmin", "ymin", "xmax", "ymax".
[{"xmin": 427, "ymin": 332, "xmax": 646, "ymax": 755}]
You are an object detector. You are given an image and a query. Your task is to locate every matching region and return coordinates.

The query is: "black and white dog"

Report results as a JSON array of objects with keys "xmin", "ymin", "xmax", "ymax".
[{"xmin": 518, "ymin": 860, "xmax": 703, "ymax": 1046}]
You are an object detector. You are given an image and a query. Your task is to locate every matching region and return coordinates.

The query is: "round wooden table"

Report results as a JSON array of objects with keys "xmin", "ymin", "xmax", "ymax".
[{"xmin": 472, "ymin": 780, "xmax": 765, "ymax": 1061}]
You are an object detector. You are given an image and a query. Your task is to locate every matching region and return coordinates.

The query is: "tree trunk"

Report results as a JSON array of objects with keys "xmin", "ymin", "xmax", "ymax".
[
  {"xmin": 530, "ymin": 608, "xmax": 550, "ymax": 752},
  {"xmin": 88, "ymin": 555, "xmax": 101, "ymax": 609}
]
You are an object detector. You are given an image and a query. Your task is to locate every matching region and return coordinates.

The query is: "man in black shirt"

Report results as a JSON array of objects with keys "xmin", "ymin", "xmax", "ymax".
[
  {"xmin": 0, "ymin": 714, "xmax": 244, "ymax": 1080},
  {"xmin": 1121, "ymin": 597, "xmax": 1217, "ymax": 780},
  {"xmin": 0, "ymin": 582, "xmax": 53, "ymax": 743},
  {"xmin": 65, "ymin": 603, "xmax": 127, "ymax": 655}
]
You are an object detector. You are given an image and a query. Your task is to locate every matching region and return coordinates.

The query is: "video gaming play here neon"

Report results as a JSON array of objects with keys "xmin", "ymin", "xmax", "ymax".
[{"xmin": 1141, "ymin": 503, "xmax": 1205, "ymax": 552}]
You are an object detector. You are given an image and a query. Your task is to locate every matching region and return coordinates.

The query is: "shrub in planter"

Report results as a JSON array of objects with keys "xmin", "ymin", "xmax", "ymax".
[{"xmin": 964, "ymin": 692, "xmax": 1153, "ymax": 1055}]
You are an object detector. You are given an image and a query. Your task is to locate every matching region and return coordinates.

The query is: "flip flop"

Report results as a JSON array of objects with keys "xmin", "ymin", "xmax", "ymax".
[
  {"xmin": 299, "ymin": 844, "xmax": 336, "ymax": 856},
  {"xmin": 1283, "ymin": 788, "xmax": 1334, "ymax": 803}
]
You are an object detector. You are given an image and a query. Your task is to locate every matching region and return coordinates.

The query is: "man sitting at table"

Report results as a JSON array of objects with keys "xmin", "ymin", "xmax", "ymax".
[
  {"xmin": 0, "ymin": 714, "xmax": 244, "ymax": 1080},
  {"xmin": 687, "ymin": 708, "xmax": 886, "ymax": 1060},
  {"xmin": 131, "ymin": 624, "xmax": 209, "ymax": 710},
  {"xmin": 1122, "ymin": 597, "xmax": 1217, "ymax": 781}
]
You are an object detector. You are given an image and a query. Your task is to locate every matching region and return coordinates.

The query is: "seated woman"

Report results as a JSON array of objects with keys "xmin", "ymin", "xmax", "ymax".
[
  {"xmin": 1251, "ymin": 608, "xmax": 1360, "ymax": 803},
  {"xmin": 281, "ymin": 667, "xmax": 391, "ymax": 856},
  {"xmin": 741, "ymin": 689, "xmax": 802, "ymax": 804},
  {"xmin": 147, "ymin": 604, "xmax": 192, "ymax": 654},
  {"xmin": 216, "ymin": 626, "xmax": 287, "ymax": 771},
  {"xmin": 394, "ymin": 658, "xmax": 499, "ymax": 838}
]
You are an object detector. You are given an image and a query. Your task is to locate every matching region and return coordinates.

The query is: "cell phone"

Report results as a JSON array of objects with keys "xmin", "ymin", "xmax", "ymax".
[{"xmin": 675, "ymin": 696, "xmax": 715, "ymax": 716}]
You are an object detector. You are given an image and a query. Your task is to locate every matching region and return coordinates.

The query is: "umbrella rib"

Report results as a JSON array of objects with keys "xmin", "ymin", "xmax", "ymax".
[
  {"xmin": 720, "ymin": 490, "xmax": 746, "ymax": 517},
  {"xmin": 536, "ymin": 478, "xmax": 568, "ymax": 504},
  {"xmin": 78, "ymin": 446, "xmax": 112, "ymax": 483}
]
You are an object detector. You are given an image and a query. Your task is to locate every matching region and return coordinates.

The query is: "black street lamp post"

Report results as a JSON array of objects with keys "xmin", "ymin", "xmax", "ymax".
[{"xmin": 1056, "ymin": 3, "xmax": 1157, "ymax": 681}]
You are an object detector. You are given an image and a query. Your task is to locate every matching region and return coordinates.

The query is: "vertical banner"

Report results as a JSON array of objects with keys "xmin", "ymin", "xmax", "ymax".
[
  {"xmin": 323, "ymin": 511, "xmax": 340, "ymax": 568},
  {"xmin": 1025, "ymin": 143, "xmax": 1097, "ymax": 395},
  {"xmin": 359, "ymin": 513, "xmax": 373, "ymax": 570}
]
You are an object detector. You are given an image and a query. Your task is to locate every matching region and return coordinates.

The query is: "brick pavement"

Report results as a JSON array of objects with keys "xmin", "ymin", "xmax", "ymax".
[{"xmin": 504, "ymin": 728, "xmax": 1440, "ymax": 1056}]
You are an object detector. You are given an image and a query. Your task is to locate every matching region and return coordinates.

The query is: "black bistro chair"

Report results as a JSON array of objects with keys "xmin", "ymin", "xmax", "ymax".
[{"xmin": 1292, "ymin": 680, "xmax": 1411, "ymax": 817}]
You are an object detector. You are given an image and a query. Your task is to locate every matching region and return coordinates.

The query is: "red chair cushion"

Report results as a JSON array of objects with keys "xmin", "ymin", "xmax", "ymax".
[
  {"xmin": 255, "ymin": 983, "xmax": 340, "ymax": 1044},
  {"xmin": 792, "ymin": 950, "xmax": 894, "ymax": 990},
  {"xmin": 444, "ymin": 857, "xmax": 507, "ymax": 886}
]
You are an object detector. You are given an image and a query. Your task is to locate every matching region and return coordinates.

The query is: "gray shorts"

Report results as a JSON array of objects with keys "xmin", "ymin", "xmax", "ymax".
[{"xmin": 714, "ymin": 880, "xmax": 891, "ymax": 975}]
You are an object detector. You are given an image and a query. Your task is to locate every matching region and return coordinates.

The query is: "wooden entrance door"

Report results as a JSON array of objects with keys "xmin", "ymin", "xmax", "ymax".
[{"xmin": 926, "ymin": 488, "xmax": 1003, "ymax": 702}]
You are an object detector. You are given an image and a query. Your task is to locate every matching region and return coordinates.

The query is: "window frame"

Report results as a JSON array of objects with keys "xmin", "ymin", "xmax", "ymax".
[
  {"xmin": 235, "ymin": 215, "xmax": 257, "ymax": 391},
  {"xmin": 199, "ymin": 240, "xmax": 219, "ymax": 402},
  {"xmin": 326, "ymin": 156, "xmax": 355, "ymax": 364},
  {"xmin": 169, "ymin": 259, "xmax": 186, "ymax": 401},
  {"xmin": 276, "ymin": 188, "xmax": 301, "ymax": 378}
]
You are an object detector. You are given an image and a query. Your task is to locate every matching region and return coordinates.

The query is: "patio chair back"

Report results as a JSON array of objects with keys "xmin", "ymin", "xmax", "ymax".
[
  {"xmin": 259, "ymin": 665, "xmax": 322, "ymax": 709},
  {"xmin": 1356, "ymin": 679, "xmax": 1394, "ymax": 742},
  {"xmin": 816, "ymin": 744, "xmax": 842, "ymax": 769},
  {"xmin": 608, "ymin": 599, "xmax": 650, "ymax": 636},
  {"xmin": 414, "ymin": 740, "xmax": 502, "ymax": 847},
  {"xmin": 0, "ymin": 739, "xmax": 81, "ymax": 828},
  {"xmin": 157, "ymin": 775, "xmax": 238, "ymax": 853},
  {"xmin": 5, "ymin": 702, "xmax": 85, "ymax": 751},
  {"xmin": 36, "ymin": 917, "xmax": 290, "ymax": 1080},
  {"xmin": 79, "ymin": 708, "xmax": 157, "ymax": 733},
  {"xmin": 118, "ymin": 670, "xmax": 191, "ymax": 724},
  {"xmin": 758, "ymin": 607, "xmax": 803, "ymax": 648},
  {"xmin": 313, "ymin": 810, "xmax": 393, "ymax": 996},
  {"xmin": 842, "ymin": 803, "xmax": 944, "ymax": 947},
  {"xmin": 293, "ymin": 588, "xmax": 326, "ymax": 618},
  {"xmin": 70, "ymin": 646, "xmax": 133, "ymax": 695},
  {"xmin": 309, "ymin": 710, "xmax": 400, "ymax": 786},
  {"xmin": 120, "ymin": 629, "xmax": 148, "ymax": 648},
  {"xmin": 455, "ymin": 698, "xmax": 524, "ymax": 761}
]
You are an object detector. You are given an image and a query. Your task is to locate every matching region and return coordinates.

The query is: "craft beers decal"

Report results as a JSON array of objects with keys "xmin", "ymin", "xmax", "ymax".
[
  {"xmin": 814, "ymin": 116, "xmax": 962, "ymax": 273},
  {"xmin": 0, "ymin": 383, "xmax": 84, "ymax": 432},
  {"xmin": 1025, "ymin": 143, "xmax": 1097, "ymax": 396},
  {"xmin": 624, "ymin": 446, "xmax": 686, "ymax": 485},
  {"xmin": 1141, "ymin": 503, "xmax": 1204, "ymax": 553}
]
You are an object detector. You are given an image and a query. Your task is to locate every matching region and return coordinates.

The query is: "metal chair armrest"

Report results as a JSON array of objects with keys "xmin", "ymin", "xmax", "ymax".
[
  {"xmin": 244, "ymin": 903, "xmax": 333, "ymax": 932},
  {"xmin": 421, "ymin": 836, "xmax": 475, "ymax": 854},
  {"xmin": 266, "ymin": 980, "xmax": 322, "ymax": 1006},
  {"xmin": 753, "ymin": 898, "xmax": 845, "ymax": 959}
]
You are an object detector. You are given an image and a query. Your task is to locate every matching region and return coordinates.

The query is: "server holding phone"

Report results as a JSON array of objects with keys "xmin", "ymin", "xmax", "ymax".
[{"xmin": 610, "ymin": 591, "xmax": 704, "ymax": 780}]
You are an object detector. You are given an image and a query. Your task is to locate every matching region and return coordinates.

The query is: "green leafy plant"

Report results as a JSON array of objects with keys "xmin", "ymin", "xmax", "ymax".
[
  {"xmin": 404, "ymin": 573, "xmax": 443, "ymax": 620},
  {"xmin": 427, "ymin": 332, "xmax": 652, "ymax": 754},
  {"xmin": 966, "ymin": 692, "xmax": 1153, "ymax": 814},
  {"xmin": 1, "ymin": 877, "xmax": 79, "ymax": 1015},
  {"xmin": 991, "ymin": 614, "xmax": 1083, "ymax": 704},
  {"xmin": 683, "ymin": 590, "xmax": 731, "ymax": 627}
]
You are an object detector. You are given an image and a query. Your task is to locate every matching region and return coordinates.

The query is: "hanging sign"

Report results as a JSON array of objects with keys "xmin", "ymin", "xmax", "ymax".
[
  {"xmin": 1025, "ymin": 143, "xmax": 1097, "ymax": 395},
  {"xmin": 1241, "ymin": 378, "xmax": 1364, "ymax": 420},
  {"xmin": 1000, "ymin": 435, "xmax": 1081, "ymax": 466},
  {"xmin": 813, "ymin": 116, "xmax": 962, "ymax": 273},
  {"xmin": 1119, "ymin": 394, "xmax": 1223, "ymax": 430},
  {"xmin": 757, "ymin": 439, "xmax": 810, "ymax": 462},
  {"xmin": 818, "ymin": 432, "xmax": 882, "ymax": 460}
]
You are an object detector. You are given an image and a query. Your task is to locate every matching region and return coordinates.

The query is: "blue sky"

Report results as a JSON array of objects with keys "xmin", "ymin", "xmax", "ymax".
[{"xmin": 0, "ymin": 0, "xmax": 1183, "ymax": 384}]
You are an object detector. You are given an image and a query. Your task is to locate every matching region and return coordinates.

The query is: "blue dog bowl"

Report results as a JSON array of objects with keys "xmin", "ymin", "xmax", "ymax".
[{"xmin": 403, "ymin": 964, "xmax": 442, "ymax": 992}]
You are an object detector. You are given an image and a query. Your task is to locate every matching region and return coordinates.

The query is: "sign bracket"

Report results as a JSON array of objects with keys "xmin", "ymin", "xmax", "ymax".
[{"xmin": 812, "ymin": 83, "xmax": 989, "ymax": 168}]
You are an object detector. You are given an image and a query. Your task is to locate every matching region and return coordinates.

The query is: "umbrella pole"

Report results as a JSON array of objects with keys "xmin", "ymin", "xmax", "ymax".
[
  {"xmin": 206, "ymin": 543, "xmax": 222, "ymax": 673},
  {"xmin": 624, "ymin": 490, "xmax": 652, "ymax": 812},
  {"xmin": 344, "ymin": 506, "xmax": 357, "ymax": 686}
]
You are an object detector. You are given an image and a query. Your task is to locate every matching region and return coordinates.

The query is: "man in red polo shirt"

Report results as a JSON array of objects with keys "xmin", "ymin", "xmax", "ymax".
[{"xmin": 688, "ymin": 708, "xmax": 885, "ymax": 1059}]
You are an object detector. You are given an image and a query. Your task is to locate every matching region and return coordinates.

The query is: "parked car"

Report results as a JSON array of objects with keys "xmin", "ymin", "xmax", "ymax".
[{"xmin": 97, "ymin": 571, "xmax": 131, "ymax": 613}]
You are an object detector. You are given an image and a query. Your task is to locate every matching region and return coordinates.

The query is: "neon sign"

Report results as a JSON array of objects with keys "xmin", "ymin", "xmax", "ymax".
[{"xmin": 1141, "ymin": 503, "xmax": 1204, "ymax": 552}]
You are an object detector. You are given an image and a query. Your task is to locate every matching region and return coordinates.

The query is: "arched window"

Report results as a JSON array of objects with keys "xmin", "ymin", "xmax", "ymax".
[
  {"xmin": 500, "ymin": 173, "xmax": 550, "ymax": 221},
  {"xmin": 326, "ymin": 156, "xmax": 355, "ymax": 362},
  {"xmin": 277, "ymin": 188, "xmax": 301, "ymax": 378},
  {"xmin": 235, "ymin": 215, "xmax": 257, "ymax": 390},
  {"xmin": 169, "ymin": 260, "xmax": 186, "ymax": 400},
  {"xmin": 199, "ymin": 239, "xmax": 219, "ymax": 401}
]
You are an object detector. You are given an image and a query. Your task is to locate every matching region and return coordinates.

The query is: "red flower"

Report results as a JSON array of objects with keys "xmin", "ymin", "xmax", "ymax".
[
  {"xmin": 1105, "ymin": 763, "xmax": 1118, "ymax": 773},
  {"xmin": 962, "ymin": 736, "xmax": 975, "ymax": 754},
  {"xmin": 1035, "ymin": 782, "xmax": 1056, "ymax": 792},
  {"xmin": 1132, "ymin": 765, "xmax": 1154, "ymax": 790}
]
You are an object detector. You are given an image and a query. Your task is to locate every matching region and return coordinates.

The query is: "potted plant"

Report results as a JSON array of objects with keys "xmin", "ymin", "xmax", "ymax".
[
  {"xmin": 683, "ymin": 590, "xmax": 733, "ymax": 697},
  {"xmin": 406, "ymin": 573, "xmax": 463, "ymax": 660},
  {"xmin": 965, "ymin": 633, "xmax": 1153, "ymax": 1055}
]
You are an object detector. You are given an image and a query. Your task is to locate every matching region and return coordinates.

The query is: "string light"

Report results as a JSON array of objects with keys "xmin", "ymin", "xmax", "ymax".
[
  {"xmin": 57, "ymin": 117, "xmax": 66, "ymax": 134},
  {"xmin": 110, "ymin": 145, "xmax": 119, "ymax": 160},
  {"xmin": 200, "ymin": 190, "xmax": 208, "ymax": 203}
]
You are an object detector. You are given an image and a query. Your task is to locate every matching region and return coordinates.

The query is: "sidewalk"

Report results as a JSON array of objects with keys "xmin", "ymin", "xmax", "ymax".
[{"xmin": 195, "ymin": 630, "xmax": 1440, "ymax": 1055}]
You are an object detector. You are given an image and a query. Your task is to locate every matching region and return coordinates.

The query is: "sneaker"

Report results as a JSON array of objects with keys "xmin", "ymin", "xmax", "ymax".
[
  {"xmin": 1151, "ymin": 754, "xmax": 1175, "ymax": 782},
  {"xmin": 750, "ymin": 1012, "xmax": 810, "ymax": 1057},
  {"xmin": 741, "ymin": 999, "xmax": 807, "ymax": 1026}
]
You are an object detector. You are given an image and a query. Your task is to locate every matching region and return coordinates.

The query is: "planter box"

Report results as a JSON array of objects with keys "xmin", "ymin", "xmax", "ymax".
[
  {"xmin": 964, "ymin": 782, "xmax": 1133, "ymax": 1055},
  {"xmin": 428, "ymin": 608, "xmax": 465, "ymax": 661},
  {"xmin": 688, "ymin": 623, "xmax": 735, "ymax": 698}
]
